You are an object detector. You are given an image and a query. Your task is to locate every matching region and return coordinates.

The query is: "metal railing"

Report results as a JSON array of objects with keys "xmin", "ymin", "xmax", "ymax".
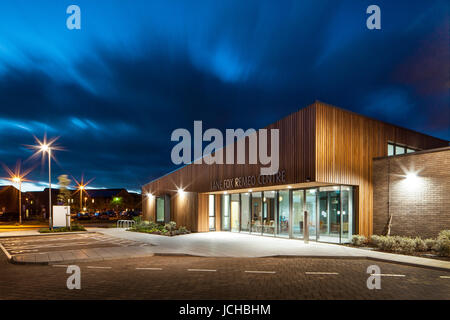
[{"xmin": 117, "ymin": 220, "xmax": 136, "ymax": 229}]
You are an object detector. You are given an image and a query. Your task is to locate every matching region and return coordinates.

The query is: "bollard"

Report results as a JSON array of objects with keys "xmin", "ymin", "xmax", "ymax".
[{"xmin": 304, "ymin": 211, "xmax": 309, "ymax": 244}]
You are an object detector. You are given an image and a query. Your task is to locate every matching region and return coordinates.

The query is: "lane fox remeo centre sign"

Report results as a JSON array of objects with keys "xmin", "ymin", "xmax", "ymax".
[{"xmin": 211, "ymin": 170, "xmax": 286, "ymax": 191}]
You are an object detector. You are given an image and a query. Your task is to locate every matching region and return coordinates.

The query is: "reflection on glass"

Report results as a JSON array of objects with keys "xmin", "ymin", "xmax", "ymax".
[
  {"xmin": 262, "ymin": 191, "xmax": 276, "ymax": 235},
  {"xmin": 221, "ymin": 194, "xmax": 230, "ymax": 231},
  {"xmin": 395, "ymin": 145, "xmax": 405, "ymax": 155},
  {"xmin": 305, "ymin": 189, "xmax": 317, "ymax": 238},
  {"xmin": 318, "ymin": 187, "xmax": 340, "ymax": 243},
  {"xmin": 240, "ymin": 193, "xmax": 250, "ymax": 232},
  {"xmin": 292, "ymin": 190, "xmax": 304, "ymax": 238},
  {"xmin": 340, "ymin": 186, "xmax": 353, "ymax": 243},
  {"xmin": 278, "ymin": 190, "xmax": 289, "ymax": 237},
  {"xmin": 388, "ymin": 143, "xmax": 394, "ymax": 156},
  {"xmin": 251, "ymin": 192, "xmax": 262, "ymax": 234},
  {"xmin": 231, "ymin": 194, "xmax": 240, "ymax": 232},
  {"xmin": 156, "ymin": 197, "xmax": 164, "ymax": 222},
  {"xmin": 208, "ymin": 194, "xmax": 215, "ymax": 230}
]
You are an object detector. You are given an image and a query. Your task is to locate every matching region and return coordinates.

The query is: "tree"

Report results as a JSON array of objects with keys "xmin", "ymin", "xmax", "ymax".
[{"xmin": 57, "ymin": 174, "xmax": 72, "ymax": 205}]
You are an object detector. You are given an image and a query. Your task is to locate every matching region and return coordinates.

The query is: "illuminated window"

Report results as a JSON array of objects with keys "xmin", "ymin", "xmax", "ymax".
[
  {"xmin": 387, "ymin": 143, "xmax": 394, "ymax": 156},
  {"xmin": 208, "ymin": 194, "xmax": 215, "ymax": 230}
]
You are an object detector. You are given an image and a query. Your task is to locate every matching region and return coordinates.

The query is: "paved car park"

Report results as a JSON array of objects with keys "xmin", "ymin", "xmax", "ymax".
[
  {"xmin": 0, "ymin": 232, "xmax": 153, "ymax": 264},
  {"xmin": 0, "ymin": 254, "xmax": 449, "ymax": 300}
]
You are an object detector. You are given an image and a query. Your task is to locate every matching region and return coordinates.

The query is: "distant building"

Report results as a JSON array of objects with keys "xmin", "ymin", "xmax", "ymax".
[
  {"xmin": 0, "ymin": 185, "xmax": 36, "ymax": 219},
  {"xmin": 28, "ymin": 188, "xmax": 141, "ymax": 214}
]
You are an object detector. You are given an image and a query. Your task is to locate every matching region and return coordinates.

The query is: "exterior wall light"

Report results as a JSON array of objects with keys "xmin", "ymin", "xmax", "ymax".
[
  {"xmin": 287, "ymin": 186, "xmax": 292, "ymax": 189},
  {"xmin": 248, "ymin": 189, "xmax": 252, "ymax": 193},
  {"xmin": 177, "ymin": 188, "xmax": 185, "ymax": 196},
  {"xmin": 405, "ymin": 172, "xmax": 418, "ymax": 182}
]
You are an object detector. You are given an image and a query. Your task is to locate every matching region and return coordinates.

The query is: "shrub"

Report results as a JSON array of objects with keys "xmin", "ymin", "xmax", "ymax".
[
  {"xmin": 397, "ymin": 237, "xmax": 416, "ymax": 254},
  {"xmin": 370, "ymin": 235, "xmax": 382, "ymax": 246},
  {"xmin": 434, "ymin": 231, "xmax": 450, "ymax": 257},
  {"xmin": 352, "ymin": 235, "xmax": 367, "ymax": 246},
  {"xmin": 424, "ymin": 238, "xmax": 436, "ymax": 250},
  {"xmin": 414, "ymin": 237, "xmax": 428, "ymax": 252},
  {"xmin": 164, "ymin": 221, "xmax": 177, "ymax": 231},
  {"xmin": 438, "ymin": 230, "xmax": 450, "ymax": 241}
]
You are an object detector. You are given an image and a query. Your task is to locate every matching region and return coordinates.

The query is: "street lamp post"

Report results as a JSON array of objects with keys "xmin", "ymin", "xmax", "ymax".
[
  {"xmin": 13, "ymin": 176, "xmax": 22, "ymax": 225},
  {"xmin": 48, "ymin": 148, "xmax": 52, "ymax": 229},
  {"xmin": 28, "ymin": 135, "xmax": 62, "ymax": 231}
]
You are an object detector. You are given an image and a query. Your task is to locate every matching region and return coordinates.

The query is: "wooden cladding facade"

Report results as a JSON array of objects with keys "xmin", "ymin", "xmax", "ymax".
[
  {"xmin": 143, "ymin": 101, "xmax": 448, "ymax": 236},
  {"xmin": 314, "ymin": 102, "xmax": 447, "ymax": 236}
]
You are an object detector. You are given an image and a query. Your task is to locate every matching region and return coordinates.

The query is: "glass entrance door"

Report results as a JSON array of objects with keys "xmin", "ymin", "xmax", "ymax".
[{"xmin": 318, "ymin": 187, "xmax": 340, "ymax": 243}]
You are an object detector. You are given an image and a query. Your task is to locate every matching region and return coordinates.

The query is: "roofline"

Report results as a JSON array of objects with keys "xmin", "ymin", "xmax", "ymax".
[
  {"xmin": 315, "ymin": 100, "xmax": 449, "ymax": 144},
  {"xmin": 143, "ymin": 100, "xmax": 449, "ymax": 188}
]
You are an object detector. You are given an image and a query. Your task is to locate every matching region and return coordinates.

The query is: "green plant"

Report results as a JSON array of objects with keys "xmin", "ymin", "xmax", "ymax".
[
  {"xmin": 435, "ymin": 230, "xmax": 450, "ymax": 257},
  {"xmin": 370, "ymin": 235, "xmax": 382, "ymax": 246},
  {"xmin": 424, "ymin": 238, "xmax": 436, "ymax": 250},
  {"xmin": 165, "ymin": 221, "xmax": 177, "ymax": 232},
  {"xmin": 438, "ymin": 230, "xmax": 450, "ymax": 241},
  {"xmin": 351, "ymin": 235, "xmax": 367, "ymax": 246},
  {"xmin": 414, "ymin": 237, "xmax": 428, "ymax": 252}
]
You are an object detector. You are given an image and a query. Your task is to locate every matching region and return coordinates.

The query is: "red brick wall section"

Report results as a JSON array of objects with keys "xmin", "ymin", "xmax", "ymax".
[{"xmin": 373, "ymin": 148, "xmax": 450, "ymax": 238}]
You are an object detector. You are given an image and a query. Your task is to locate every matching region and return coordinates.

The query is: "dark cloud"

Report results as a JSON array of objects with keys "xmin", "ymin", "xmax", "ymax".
[{"xmin": 0, "ymin": 0, "xmax": 448, "ymax": 191}]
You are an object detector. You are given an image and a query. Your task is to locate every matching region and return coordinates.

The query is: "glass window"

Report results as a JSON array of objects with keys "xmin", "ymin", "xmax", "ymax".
[
  {"xmin": 387, "ymin": 143, "xmax": 394, "ymax": 156},
  {"xmin": 278, "ymin": 190, "xmax": 289, "ymax": 237},
  {"xmin": 262, "ymin": 191, "xmax": 276, "ymax": 235},
  {"xmin": 231, "ymin": 194, "xmax": 240, "ymax": 232},
  {"xmin": 156, "ymin": 197, "xmax": 164, "ymax": 222},
  {"xmin": 240, "ymin": 193, "xmax": 250, "ymax": 232},
  {"xmin": 251, "ymin": 192, "xmax": 262, "ymax": 234},
  {"xmin": 395, "ymin": 145, "xmax": 405, "ymax": 155},
  {"xmin": 340, "ymin": 186, "xmax": 353, "ymax": 243},
  {"xmin": 406, "ymin": 148, "xmax": 415, "ymax": 153},
  {"xmin": 208, "ymin": 194, "xmax": 215, "ymax": 230},
  {"xmin": 305, "ymin": 189, "xmax": 317, "ymax": 238},
  {"xmin": 292, "ymin": 190, "xmax": 304, "ymax": 239},
  {"xmin": 221, "ymin": 194, "xmax": 230, "ymax": 231}
]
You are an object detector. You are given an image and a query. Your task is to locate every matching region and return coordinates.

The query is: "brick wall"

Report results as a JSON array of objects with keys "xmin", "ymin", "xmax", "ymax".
[{"xmin": 373, "ymin": 148, "xmax": 450, "ymax": 238}]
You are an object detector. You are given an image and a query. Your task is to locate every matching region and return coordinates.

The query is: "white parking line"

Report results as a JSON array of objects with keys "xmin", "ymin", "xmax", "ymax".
[
  {"xmin": 439, "ymin": 276, "xmax": 450, "ymax": 279},
  {"xmin": 187, "ymin": 268, "xmax": 217, "ymax": 272},
  {"xmin": 245, "ymin": 270, "xmax": 276, "ymax": 274},
  {"xmin": 372, "ymin": 274, "xmax": 405, "ymax": 277},
  {"xmin": 136, "ymin": 267, "xmax": 163, "ymax": 271},
  {"xmin": 87, "ymin": 266, "xmax": 112, "ymax": 269},
  {"xmin": 305, "ymin": 272, "xmax": 339, "ymax": 275}
]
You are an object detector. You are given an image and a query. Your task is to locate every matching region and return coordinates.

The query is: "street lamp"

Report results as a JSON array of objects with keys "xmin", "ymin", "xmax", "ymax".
[
  {"xmin": 73, "ymin": 176, "xmax": 94, "ymax": 213},
  {"xmin": 12, "ymin": 176, "xmax": 22, "ymax": 225},
  {"xmin": 28, "ymin": 135, "xmax": 62, "ymax": 230},
  {"xmin": 1, "ymin": 160, "xmax": 33, "ymax": 225}
]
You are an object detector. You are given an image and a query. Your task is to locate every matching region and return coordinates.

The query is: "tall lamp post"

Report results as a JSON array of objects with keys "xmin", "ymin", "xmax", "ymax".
[
  {"xmin": 29, "ymin": 136, "xmax": 62, "ymax": 231},
  {"xmin": 2, "ymin": 161, "xmax": 32, "ymax": 226},
  {"xmin": 12, "ymin": 176, "xmax": 22, "ymax": 225},
  {"xmin": 39, "ymin": 144, "xmax": 53, "ymax": 229}
]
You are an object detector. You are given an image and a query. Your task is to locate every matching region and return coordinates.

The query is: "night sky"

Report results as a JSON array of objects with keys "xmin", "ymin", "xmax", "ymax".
[{"xmin": 0, "ymin": 0, "xmax": 448, "ymax": 192}]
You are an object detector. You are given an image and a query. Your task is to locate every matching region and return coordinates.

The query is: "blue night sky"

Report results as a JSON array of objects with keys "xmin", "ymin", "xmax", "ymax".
[{"xmin": 0, "ymin": 0, "xmax": 448, "ymax": 192}]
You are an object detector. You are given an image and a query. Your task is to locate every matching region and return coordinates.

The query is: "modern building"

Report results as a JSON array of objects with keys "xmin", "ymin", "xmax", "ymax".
[{"xmin": 142, "ymin": 101, "xmax": 449, "ymax": 243}]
